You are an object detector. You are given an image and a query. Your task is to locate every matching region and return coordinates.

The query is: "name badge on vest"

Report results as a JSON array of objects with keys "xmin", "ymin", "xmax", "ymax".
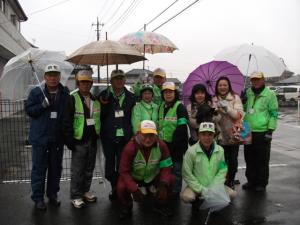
[
  {"xmin": 115, "ymin": 110, "xmax": 124, "ymax": 118},
  {"xmin": 50, "ymin": 112, "xmax": 57, "ymax": 119},
  {"xmin": 86, "ymin": 118, "xmax": 95, "ymax": 126},
  {"xmin": 248, "ymin": 108, "xmax": 255, "ymax": 114}
]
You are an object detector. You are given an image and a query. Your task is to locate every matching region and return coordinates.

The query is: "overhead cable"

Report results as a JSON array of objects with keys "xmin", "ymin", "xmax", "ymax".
[
  {"xmin": 27, "ymin": 0, "xmax": 72, "ymax": 16},
  {"xmin": 152, "ymin": 0, "xmax": 200, "ymax": 32},
  {"xmin": 138, "ymin": 0, "xmax": 179, "ymax": 31}
]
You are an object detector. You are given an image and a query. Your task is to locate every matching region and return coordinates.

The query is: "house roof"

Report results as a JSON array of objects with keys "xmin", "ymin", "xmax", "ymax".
[
  {"xmin": 278, "ymin": 74, "xmax": 300, "ymax": 84},
  {"xmin": 126, "ymin": 69, "xmax": 153, "ymax": 76}
]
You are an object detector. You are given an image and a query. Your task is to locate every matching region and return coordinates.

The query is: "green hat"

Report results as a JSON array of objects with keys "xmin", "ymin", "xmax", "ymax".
[{"xmin": 199, "ymin": 122, "xmax": 215, "ymax": 133}]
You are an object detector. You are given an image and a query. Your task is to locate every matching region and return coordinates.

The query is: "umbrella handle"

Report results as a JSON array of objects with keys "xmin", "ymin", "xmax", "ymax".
[{"xmin": 29, "ymin": 62, "xmax": 47, "ymax": 99}]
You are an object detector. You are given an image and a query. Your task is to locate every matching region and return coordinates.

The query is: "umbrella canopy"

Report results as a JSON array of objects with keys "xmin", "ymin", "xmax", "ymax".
[
  {"xmin": 215, "ymin": 43, "xmax": 287, "ymax": 77},
  {"xmin": 182, "ymin": 60, "xmax": 244, "ymax": 105},
  {"xmin": 119, "ymin": 31, "xmax": 178, "ymax": 54},
  {"xmin": 66, "ymin": 40, "xmax": 146, "ymax": 65},
  {"xmin": 0, "ymin": 48, "xmax": 73, "ymax": 101}
]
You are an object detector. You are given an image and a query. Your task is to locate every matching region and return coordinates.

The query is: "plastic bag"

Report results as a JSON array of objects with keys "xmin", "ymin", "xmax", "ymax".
[{"xmin": 200, "ymin": 184, "xmax": 230, "ymax": 212}]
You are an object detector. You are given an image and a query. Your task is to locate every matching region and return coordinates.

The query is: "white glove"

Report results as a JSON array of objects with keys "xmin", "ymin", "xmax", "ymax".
[
  {"xmin": 217, "ymin": 100, "xmax": 228, "ymax": 112},
  {"xmin": 42, "ymin": 97, "xmax": 50, "ymax": 108}
]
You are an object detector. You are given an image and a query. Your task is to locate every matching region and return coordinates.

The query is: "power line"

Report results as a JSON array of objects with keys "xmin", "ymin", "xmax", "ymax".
[
  {"xmin": 109, "ymin": 0, "xmax": 142, "ymax": 34},
  {"xmin": 27, "ymin": 0, "xmax": 72, "ymax": 16},
  {"xmin": 152, "ymin": 0, "xmax": 200, "ymax": 32},
  {"xmin": 98, "ymin": 0, "xmax": 117, "ymax": 23},
  {"xmin": 106, "ymin": 0, "xmax": 138, "ymax": 32},
  {"xmin": 138, "ymin": 0, "xmax": 179, "ymax": 31},
  {"xmin": 103, "ymin": 0, "xmax": 126, "ymax": 26}
]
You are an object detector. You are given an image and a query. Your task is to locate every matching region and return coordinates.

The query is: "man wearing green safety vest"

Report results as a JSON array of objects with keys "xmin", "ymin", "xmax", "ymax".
[
  {"xmin": 158, "ymin": 82, "xmax": 189, "ymax": 198},
  {"xmin": 117, "ymin": 120, "xmax": 174, "ymax": 219},
  {"xmin": 63, "ymin": 68, "xmax": 101, "ymax": 209},
  {"xmin": 131, "ymin": 83, "xmax": 158, "ymax": 134},
  {"xmin": 242, "ymin": 71, "xmax": 278, "ymax": 192}
]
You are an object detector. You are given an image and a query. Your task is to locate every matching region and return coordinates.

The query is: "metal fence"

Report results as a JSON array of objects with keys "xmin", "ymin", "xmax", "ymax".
[{"xmin": 0, "ymin": 100, "xmax": 103, "ymax": 184}]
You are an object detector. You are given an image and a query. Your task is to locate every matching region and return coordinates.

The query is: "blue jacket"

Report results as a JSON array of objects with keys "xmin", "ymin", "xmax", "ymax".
[{"xmin": 25, "ymin": 83, "xmax": 69, "ymax": 146}]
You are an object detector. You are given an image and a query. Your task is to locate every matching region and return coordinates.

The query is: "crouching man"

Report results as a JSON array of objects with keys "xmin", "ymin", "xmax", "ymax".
[
  {"xmin": 117, "ymin": 120, "xmax": 174, "ymax": 219},
  {"xmin": 181, "ymin": 122, "xmax": 236, "ymax": 213}
]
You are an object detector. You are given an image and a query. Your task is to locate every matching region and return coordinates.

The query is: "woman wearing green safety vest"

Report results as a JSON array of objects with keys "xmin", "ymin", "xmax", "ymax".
[
  {"xmin": 131, "ymin": 83, "xmax": 158, "ymax": 134},
  {"xmin": 63, "ymin": 69, "xmax": 101, "ymax": 209},
  {"xmin": 117, "ymin": 120, "xmax": 174, "ymax": 219},
  {"xmin": 158, "ymin": 82, "xmax": 189, "ymax": 197}
]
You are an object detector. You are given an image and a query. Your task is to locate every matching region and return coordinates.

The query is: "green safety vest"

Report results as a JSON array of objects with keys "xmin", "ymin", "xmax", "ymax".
[
  {"xmin": 131, "ymin": 146, "xmax": 173, "ymax": 183},
  {"xmin": 158, "ymin": 101, "xmax": 181, "ymax": 142},
  {"xmin": 131, "ymin": 101, "xmax": 158, "ymax": 134},
  {"xmin": 153, "ymin": 84, "xmax": 162, "ymax": 106},
  {"xmin": 73, "ymin": 92, "xmax": 101, "ymax": 140}
]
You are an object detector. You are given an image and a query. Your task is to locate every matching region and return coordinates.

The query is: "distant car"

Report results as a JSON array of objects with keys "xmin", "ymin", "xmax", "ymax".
[{"xmin": 276, "ymin": 85, "xmax": 300, "ymax": 106}]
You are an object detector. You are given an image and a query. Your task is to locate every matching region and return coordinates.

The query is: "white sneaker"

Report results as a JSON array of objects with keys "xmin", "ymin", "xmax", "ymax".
[
  {"xmin": 71, "ymin": 198, "xmax": 86, "ymax": 208},
  {"xmin": 83, "ymin": 192, "xmax": 97, "ymax": 202}
]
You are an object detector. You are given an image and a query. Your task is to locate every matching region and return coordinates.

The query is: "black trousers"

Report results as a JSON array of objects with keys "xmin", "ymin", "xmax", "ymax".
[
  {"xmin": 222, "ymin": 145, "xmax": 239, "ymax": 183},
  {"xmin": 244, "ymin": 132, "xmax": 271, "ymax": 187},
  {"xmin": 101, "ymin": 137, "xmax": 127, "ymax": 190}
]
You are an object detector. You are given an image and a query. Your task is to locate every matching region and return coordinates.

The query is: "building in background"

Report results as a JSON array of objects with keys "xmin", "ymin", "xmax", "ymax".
[{"xmin": 0, "ymin": 0, "xmax": 30, "ymax": 76}]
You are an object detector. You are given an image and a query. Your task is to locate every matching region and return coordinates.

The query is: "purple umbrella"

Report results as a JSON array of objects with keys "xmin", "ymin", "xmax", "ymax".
[{"xmin": 182, "ymin": 60, "xmax": 244, "ymax": 105}]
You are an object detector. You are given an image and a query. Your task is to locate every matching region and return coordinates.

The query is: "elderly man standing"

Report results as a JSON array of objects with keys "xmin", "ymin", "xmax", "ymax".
[
  {"xmin": 242, "ymin": 71, "xmax": 278, "ymax": 192},
  {"xmin": 63, "ymin": 69, "xmax": 101, "ymax": 208},
  {"xmin": 26, "ymin": 64, "xmax": 69, "ymax": 210},
  {"xmin": 117, "ymin": 120, "xmax": 174, "ymax": 219},
  {"xmin": 99, "ymin": 69, "xmax": 136, "ymax": 200}
]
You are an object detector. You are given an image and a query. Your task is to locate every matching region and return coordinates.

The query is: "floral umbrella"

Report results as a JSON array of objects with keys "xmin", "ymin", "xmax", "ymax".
[{"xmin": 119, "ymin": 31, "xmax": 178, "ymax": 69}]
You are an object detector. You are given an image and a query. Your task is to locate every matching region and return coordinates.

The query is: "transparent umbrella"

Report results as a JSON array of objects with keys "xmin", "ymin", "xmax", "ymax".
[
  {"xmin": 0, "ymin": 48, "xmax": 74, "ymax": 101},
  {"xmin": 215, "ymin": 43, "xmax": 287, "ymax": 78}
]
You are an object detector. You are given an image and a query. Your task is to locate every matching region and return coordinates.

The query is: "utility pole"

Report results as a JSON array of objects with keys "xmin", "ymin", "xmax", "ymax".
[{"xmin": 92, "ymin": 17, "xmax": 104, "ymax": 82}]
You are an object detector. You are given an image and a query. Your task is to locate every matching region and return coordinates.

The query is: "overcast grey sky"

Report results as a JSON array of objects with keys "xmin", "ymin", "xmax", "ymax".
[{"xmin": 19, "ymin": 0, "xmax": 300, "ymax": 81}]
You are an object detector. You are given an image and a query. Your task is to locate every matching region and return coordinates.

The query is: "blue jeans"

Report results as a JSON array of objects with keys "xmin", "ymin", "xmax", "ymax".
[
  {"xmin": 31, "ymin": 143, "xmax": 63, "ymax": 202},
  {"xmin": 172, "ymin": 161, "xmax": 183, "ymax": 194}
]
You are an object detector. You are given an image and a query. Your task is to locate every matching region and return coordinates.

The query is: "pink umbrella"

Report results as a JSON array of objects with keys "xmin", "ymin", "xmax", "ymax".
[
  {"xmin": 182, "ymin": 60, "xmax": 244, "ymax": 106},
  {"xmin": 119, "ymin": 31, "xmax": 178, "ymax": 69}
]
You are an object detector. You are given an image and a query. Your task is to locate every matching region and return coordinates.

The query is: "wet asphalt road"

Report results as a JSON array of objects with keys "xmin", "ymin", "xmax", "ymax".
[{"xmin": 0, "ymin": 107, "xmax": 299, "ymax": 225}]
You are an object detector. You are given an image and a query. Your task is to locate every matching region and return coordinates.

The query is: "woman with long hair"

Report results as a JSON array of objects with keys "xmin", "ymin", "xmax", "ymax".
[{"xmin": 212, "ymin": 76, "xmax": 244, "ymax": 189}]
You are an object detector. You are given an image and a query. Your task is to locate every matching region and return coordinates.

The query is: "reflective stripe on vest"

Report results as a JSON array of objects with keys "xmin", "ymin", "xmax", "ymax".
[
  {"xmin": 158, "ymin": 101, "xmax": 181, "ymax": 142},
  {"xmin": 73, "ymin": 92, "xmax": 101, "ymax": 140},
  {"xmin": 131, "ymin": 146, "xmax": 161, "ymax": 183}
]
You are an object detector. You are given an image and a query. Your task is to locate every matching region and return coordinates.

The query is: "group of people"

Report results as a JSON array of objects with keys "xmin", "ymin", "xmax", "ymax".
[{"xmin": 25, "ymin": 64, "xmax": 278, "ymax": 219}]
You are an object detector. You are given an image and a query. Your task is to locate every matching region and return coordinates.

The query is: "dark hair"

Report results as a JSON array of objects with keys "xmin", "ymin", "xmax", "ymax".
[
  {"xmin": 189, "ymin": 83, "xmax": 211, "ymax": 105},
  {"xmin": 215, "ymin": 76, "xmax": 235, "ymax": 96},
  {"xmin": 140, "ymin": 87, "xmax": 154, "ymax": 98}
]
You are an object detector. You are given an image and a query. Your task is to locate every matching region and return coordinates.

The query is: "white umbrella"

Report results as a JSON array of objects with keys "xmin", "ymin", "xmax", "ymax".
[
  {"xmin": 0, "ymin": 48, "xmax": 74, "ymax": 101},
  {"xmin": 215, "ymin": 43, "xmax": 287, "ymax": 78}
]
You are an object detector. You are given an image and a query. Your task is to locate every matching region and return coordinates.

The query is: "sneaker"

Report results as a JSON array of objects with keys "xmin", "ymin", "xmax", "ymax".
[
  {"xmin": 35, "ymin": 200, "xmax": 47, "ymax": 211},
  {"xmin": 83, "ymin": 192, "xmax": 97, "ymax": 202},
  {"xmin": 71, "ymin": 198, "xmax": 86, "ymax": 208}
]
